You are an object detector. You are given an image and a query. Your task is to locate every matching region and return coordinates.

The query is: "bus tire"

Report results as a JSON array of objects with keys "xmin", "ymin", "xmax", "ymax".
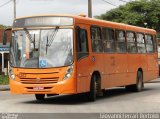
[
  {"xmin": 134, "ymin": 71, "xmax": 143, "ymax": 92},
  {"xmin": 88, "ymin": 75, "xmax": 98, "ymax": 101},
  {"xmin": 125, "ymin": 71, "xmax": 143, "ymax": 92},
  {"xmin": 35, "ymin": 94, "xmax": 45, "ymax": 101}
]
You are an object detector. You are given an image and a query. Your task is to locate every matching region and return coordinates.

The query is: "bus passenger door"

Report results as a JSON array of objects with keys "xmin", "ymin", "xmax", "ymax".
[{"xmin": 76, "ymin": 25, "xmax": 92, "ymax": 93}]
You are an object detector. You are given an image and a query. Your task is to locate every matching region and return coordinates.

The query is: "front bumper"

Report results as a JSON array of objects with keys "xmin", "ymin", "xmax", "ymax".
[{"xmin": 10, "ymin": 79, "xmax": 76, "ymax": 94}]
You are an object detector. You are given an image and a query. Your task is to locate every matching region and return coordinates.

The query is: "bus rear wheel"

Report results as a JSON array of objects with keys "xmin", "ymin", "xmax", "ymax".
[
  {"xmin": 125, "ymin": 71, "xmax": 143, "ymax": 92},
  {"xmin": 135, "ymin": 71, "xmax": 143, "ymax": 92},
  {"xmin": 35, "ymin": 94, "xmax": 45, "ymax": 101}
]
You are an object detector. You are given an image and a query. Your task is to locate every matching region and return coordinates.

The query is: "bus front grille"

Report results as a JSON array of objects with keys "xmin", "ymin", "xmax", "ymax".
[{"xmin": 20, "ymin": 77, "xmax": 59, "ymax": 84}]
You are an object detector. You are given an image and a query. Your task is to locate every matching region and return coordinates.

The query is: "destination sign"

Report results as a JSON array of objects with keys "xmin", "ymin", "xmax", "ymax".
[{"xmin": 13, "ymin": 16, "xmax": 73, "ymax": 28}]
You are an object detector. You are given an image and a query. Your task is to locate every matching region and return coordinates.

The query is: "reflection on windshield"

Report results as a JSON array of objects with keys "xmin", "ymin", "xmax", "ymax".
[{"xmin": 10, "ymin": 29, "xmax": 73, "ymax": 68}]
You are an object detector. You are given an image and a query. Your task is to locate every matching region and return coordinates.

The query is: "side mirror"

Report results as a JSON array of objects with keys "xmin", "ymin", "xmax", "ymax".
[
  {"xmin": 2, "ymin": 28, "xmax": 12, "ymax": 45},
  {"xmin": 2, "ymin": 32, "xmax": 7, "ymax": 45}
]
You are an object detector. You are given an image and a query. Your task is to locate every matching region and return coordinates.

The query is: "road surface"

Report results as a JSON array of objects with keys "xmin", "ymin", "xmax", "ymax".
[{"xmin": 0, "ymin": 80, "xmax": 160, "ymax": 114}]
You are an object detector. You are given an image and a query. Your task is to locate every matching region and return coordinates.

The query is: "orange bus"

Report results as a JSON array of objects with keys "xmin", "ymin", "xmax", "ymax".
[{"xmin": 3, "ymin": 14, "xmax": 158, "ymax": 101}]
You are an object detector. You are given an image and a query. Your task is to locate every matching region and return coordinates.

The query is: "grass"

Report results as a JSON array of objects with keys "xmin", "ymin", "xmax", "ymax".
[{"xmin": 0, "ymin": 75, "xmax": 9, "ymax": 85}]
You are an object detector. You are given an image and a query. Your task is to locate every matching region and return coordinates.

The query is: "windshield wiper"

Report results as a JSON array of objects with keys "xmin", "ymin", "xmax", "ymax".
[
  {"xmin": 46, "ymin": 26, "xmax": 59, "ymax": 55},
  {"xmin": 46, "ymin": 36, "xmax": 49, "ymax": 55},
  {"xmin": 23, "ymin": 28, "xmax": 33, "ymax": 43},
  {"xmin": 24, "ymin": 28, "xmax": 36, "ymax": 50},
  {"xmin": 47, "ymin": 26, "xmax": 59, "ymax": 47}
]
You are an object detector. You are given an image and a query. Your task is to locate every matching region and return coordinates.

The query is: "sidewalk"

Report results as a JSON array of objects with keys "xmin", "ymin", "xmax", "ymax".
[
  {"xmin": 148, "ymin": 78, "xmax": 160, "ymax": 83},
  {"xmin": 0, "ymin": 85, "xmax": 9, "ymax": 91}
]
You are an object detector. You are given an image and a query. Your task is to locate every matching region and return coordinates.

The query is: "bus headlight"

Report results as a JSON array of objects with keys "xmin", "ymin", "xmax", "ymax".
[
  {"xmin": 10, "ymin": 74, "xmax": 15, "ymax": 80},
  {"xmin": 64, "ymin": 65, "xmax": 73, "ymax": 80},
  {"xmin": 9, "ymin": 67, "xmax": 15, "ymax": 80}
]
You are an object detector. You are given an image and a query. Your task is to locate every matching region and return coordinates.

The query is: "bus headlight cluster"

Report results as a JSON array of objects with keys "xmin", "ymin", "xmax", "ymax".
[
  {"xmin": 64, "ymin": 65, "xmax": 73, "ymax": 80},
  {"xmin": 9, "ymin": 66, "xmax": 15, "ymax": 80},
  {"xmin": 10, "ymin": 74, "xmax": 15, "ymax": 80}
]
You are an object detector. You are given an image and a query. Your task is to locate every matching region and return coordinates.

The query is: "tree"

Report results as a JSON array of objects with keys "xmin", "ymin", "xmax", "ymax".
[
  {"xmin": 0, "ymin": 24, "xmax": 10, "ymax": 29},
  {"xmin": 96, "ymin": 0, "xmax": 160, "ymax": 32}
]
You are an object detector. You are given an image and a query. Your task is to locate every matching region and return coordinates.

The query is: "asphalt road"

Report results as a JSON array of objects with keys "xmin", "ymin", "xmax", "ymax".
[{"xmin": 0, "ymin": 79, "xmax": 160, "ymax": 115}]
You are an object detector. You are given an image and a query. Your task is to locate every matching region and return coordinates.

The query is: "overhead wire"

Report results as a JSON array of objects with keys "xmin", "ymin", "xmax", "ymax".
[
  {"xmin": 101, "ymin": 0, "xmax": 117, "ymax": 7},
  {"xmin": 0, "ymin": 0, "xmax": 12, "ymax": 8},
  {"xmin": 101, "ymin": 0, "xmax": 132, "ymax": 7},
  {"xmin": 119, "ymin": 0, "xmax": 127, "ymax": 3}
]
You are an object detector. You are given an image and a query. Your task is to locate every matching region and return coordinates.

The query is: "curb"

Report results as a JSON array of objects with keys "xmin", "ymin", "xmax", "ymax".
[
  {"xmin": 0, "ymin": 85, "xmax": 10, "ymax": 91},
  {"xmin": 147, "ymin": 78, "xmax": 160, "ymax": 84}
]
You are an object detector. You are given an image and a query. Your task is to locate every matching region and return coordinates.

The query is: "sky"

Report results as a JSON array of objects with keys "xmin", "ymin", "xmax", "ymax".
[{"xmin": 0, "ymin": 0, "xmax": 130, "ymax": 26}]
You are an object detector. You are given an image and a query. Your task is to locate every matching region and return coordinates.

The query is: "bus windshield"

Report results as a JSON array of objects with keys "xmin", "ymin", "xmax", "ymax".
[{"xmin": 10, "ymin": 28, "xmax": 73, "ymax": 68}]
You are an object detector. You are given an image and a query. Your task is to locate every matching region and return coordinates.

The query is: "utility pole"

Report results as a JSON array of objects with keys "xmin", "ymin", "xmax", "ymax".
[
  {"xmin": 13, "ymin": 0, "xmax": 16, "ymax": 19},
  {"xmin": 88, "ymin": 0, "xmax": 92, "ymax": 18}
]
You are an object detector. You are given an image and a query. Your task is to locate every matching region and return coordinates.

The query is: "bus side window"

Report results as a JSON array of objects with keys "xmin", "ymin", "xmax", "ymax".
[
  {"xmin": 76, "ymin": 27, "xmax": 89, "ymax": 60},
  {"xmin": 137, "ymin": 33, "xmax": 146, "ymax": 53},
  {"xmin": 127, "ymin": 31, "xmax": 137, "ymax": 53},
  {"xmin": 145, "ymin": 34, "xmax": 154, "ymax": 53},
  {"xmin": 154, "ymin": 35, "xmax": 158, "ymax": 52},
  {"xmin": 102, "ymin": 28, "xmax": 115, "ymax": 52},
  {"xmin": 91, "ymin": 26, "xmax": 103, "ymax": 52},
  {"xmin": 115, "ymin": 30, "xmax": 126, "ymax": 53}
]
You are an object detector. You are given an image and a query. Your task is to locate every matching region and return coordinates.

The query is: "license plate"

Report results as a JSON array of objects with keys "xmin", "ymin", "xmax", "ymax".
[{"xmin": 33, "ymin": 86, "xmax": 44, "ymax": 90}]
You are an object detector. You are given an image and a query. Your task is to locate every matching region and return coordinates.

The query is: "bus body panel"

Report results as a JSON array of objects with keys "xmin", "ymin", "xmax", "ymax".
[
  {"xmin": 75, "ymin": 16, "xmax": 158, "ymax": 92},
  {"xmin": 145, "ymin": 53, "xmax": 159, "ymax": 81},
  {"xmin": 102, "ymin": 54, "xmax": 115, "ymax": 88},
  {"xmin": 126, "ymin": 54, "xmax": 140, "ymax": 85},
  {"xmin": 10, "ymin": 67, "xmax": 77, "ymax": 94}
]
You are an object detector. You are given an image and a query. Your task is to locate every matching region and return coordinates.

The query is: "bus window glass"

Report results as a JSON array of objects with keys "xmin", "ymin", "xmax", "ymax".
[
  {"xmin": 137, "ymin": 33, "xmax": 146, "ymax": 53},
  {"xmin": 127, "ymin": 32, "xmax": 137, "ymax": 53},
  {"xmin": 145, "ymin": 34, "xmax": 154, "ymax": 53},
  {"xmin": 102, "ymin": 28, "xmax": 115, "ymax": 52},
  {"xmin": 91, "ymin": 27, "xmax": 102, "ymax": 52},
  {"xmin": 115, "ymin": 30, "xmax": 126, "ymax": 53},
  {"xmin": 76, "ymin": 27, "xmax": 89, "ymax": 60},
  {"xmin": 10, "ymin": 29, "xmax": 73, "ymax": 68},
  {"xmin": 154, "ymin": 35, "xmax": 157, "ymax": 52}
]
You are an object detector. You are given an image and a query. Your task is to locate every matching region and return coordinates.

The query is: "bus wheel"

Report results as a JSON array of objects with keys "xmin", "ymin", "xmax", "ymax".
[
  {"xmin": 88, "ymin": 75, "xmax": 98, "ymax": 101},
  {"xmin": 35, "ymin": 94, "xmax": 45, "ymax": 101},
  {"xmin": 135, "ymin": 71, "xmax": 143, "ymax": 92},
  {"xmin": 125, "ymin": 71, "xmax": 143, "ymax": 92}
]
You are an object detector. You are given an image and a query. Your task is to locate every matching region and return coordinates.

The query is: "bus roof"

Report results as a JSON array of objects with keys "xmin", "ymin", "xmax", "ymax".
[{"xmin": 15, "ymin": 14, "xmax": 156, "ymax": 34}]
